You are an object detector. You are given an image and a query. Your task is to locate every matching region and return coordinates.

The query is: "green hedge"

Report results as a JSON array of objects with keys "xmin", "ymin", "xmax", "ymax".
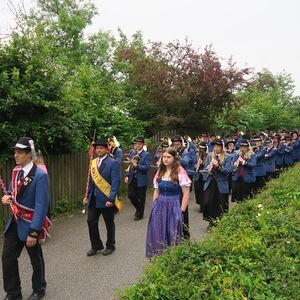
[{"xmin": 119, "ymin": 163, "xmax": 300, "ymax": 300}]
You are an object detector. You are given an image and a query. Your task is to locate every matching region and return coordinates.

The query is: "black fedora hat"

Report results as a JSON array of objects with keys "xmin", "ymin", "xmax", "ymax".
[
  {"xmin": 13, "ymin": 137, "xmax": 33, "ymax": 151},
  {"xmin": 239, "ymin": 139, "xmax": 250, "ymax": 147},
  {"xmin": 211, "ymin": 138, "xmax": 224, "ymax": 147},
  {"xmin": 93, "ymin": 139, "xmax": 108, "ymax": 148},
  {"xmin": 252, "ymin": 135, "xmax": 262, "ymax": 142},
  {"xmin": 133, "ymin": 136, "xmax": 145, "ymax": 143},
  {"xmin": 225, "ymin": 139, "xmax": 236, "ymax": 147},
  {"xmin": 171, "ymin": 135, "xmax": 184, "ymax": 143},
  {"xmin": 199, "ymin": 142, "xmax": 207, "ymax": 149}
]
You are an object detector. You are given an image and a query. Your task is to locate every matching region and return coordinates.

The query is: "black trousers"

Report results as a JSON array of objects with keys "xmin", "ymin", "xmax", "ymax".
[
  {"xmin": 128, "ymin": 178, "xmax": 147, "ymax": 219},
  {"xmin": 194, "ymin": 179, "xmax": 204, "ymax": 211},
  {"xmin": 203, "ymin": 178, "xmax": 228, "ymax": 223},
  {"xmin": 253, "ymin": 176, "xmax": 265, "ymax": 194},
  {"xmin": 232, "ymin": 177, "xmax": 253, "ymax": 202},
  {"xmin": 87, "ymin": 197, "xmax": 115, "ymax": 250},
  {"xmin": 2, "ymin": 222, "xmax": 46, "ymax": 298}
]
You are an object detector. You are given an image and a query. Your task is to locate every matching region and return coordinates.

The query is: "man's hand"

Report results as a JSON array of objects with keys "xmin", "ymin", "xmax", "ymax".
[
  {"xmin": 124, "ymin": 177, "xmax": 128, "ymax": 184},
  {"xmin": 26, "ymin": 236, "xmax": 37, "ymax": 248},
  {"xmin": 2, "ymin": 195, "xmax": 12, "ymax": 205},
  {"xmin": 83, "ymin": 197, "xmax": 87, "ymax": 205},
  {"xmin": 105, "ymin": 201, "xmax": 114, "ymax": 208}
]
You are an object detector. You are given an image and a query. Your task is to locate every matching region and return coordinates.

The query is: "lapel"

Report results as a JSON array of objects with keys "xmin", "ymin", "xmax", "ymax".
[{"xmin": 17, "ymin": 164, "xmax": 37, "ymax": 200}]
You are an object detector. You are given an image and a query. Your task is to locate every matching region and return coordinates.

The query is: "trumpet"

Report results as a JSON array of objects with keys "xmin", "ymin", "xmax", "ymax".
[{"xmin": 125, "ymin": 154, "xmax": 141, "ymax": 172}]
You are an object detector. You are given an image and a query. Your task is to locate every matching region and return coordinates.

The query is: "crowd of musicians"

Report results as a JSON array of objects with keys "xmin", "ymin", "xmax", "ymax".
[{"xmin": 1, "ymin": 131, "xmax": 299, "ymax": 299}]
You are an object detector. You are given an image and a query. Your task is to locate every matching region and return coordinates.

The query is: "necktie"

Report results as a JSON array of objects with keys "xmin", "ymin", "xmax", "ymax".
[{"xmin": 17, "ymin": 169, "xmax": 24, "ymax": 183}]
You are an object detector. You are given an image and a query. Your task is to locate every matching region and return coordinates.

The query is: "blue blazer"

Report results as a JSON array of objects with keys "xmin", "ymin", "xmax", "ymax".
[
  {"xmin": 203, "ymin": 154, "xmax": 232, "ymax": 194},
  {"xmin": 232, "ymin": 153, "xmax": 257, "ymax": 183},
  {"xmin": 4, "ymin": 164, "xmax": 50, "ymax": 241},
  {"xmin": 254, "ymin": 149, "xmax": 266, "ymax": 177},
  {"xmin": 87, "ymin": 156, "xmax": 120, "ymax": 208},
  {"xmin": 292, "ymin": 139, "xmax": 300, "ymax": 161},
  {"xmin": 284, "ymin": 145, "xmax": 294, "ymax": 166},
  {"xmin": 127, "ymin": 150, "xmax": 151, "ymax": 187},
  {"xmin": 263, "ymin": 147, "xmax": 277, "ymax": 173},
  {"xmin": 275, "ymin": 143, "xmax": 285, "ymax": 167},
  {"xmin": 186, "ymin": 142, "xmax": 198, "ymax": 165},
  {"xmin": 178, "ymin": 149, "xmax": 194, "ymax": 176}
]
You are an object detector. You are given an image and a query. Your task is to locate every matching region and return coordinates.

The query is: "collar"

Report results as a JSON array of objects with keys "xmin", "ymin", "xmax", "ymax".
[
  {"xmin": 137, "ymin": 150, "xmax": 144, "ymax": 155},
  {"xmin": 21, "ymin": 161, "xmax": 34, "ymax": 178},
  {"xmin": 97, "ymin": 155, "xmax": 107, "ymax": 166}
]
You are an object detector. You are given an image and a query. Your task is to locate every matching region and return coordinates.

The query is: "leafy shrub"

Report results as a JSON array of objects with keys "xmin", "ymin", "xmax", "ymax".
[{"xmin": 119, "ymin": 163, "xmax": 300, "ymax": 299}]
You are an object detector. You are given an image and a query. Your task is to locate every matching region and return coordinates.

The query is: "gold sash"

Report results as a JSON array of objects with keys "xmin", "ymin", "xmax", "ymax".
[{"xmin": 91, "ymin": 158, "xmax": 124, "ymax": 213}]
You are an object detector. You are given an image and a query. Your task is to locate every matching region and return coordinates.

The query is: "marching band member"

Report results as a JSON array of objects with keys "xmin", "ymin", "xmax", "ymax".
[
  {"xmin": 263, "ymin": 137, "xmax": 277, "ymax": 180},
  {"xmin": 2, "ymin": 137, "xmax": 51, "ymax": 300},
  {"xmin": 231, "ymin": 139, "xmax": 257, "ymax": 202},
  {"xmin": 202, "ymin": 139, "xmax": 231, "ymax": 229},
  {"xmin": 273, "ymin": 134, "xmax": 285, "ymax": 173},
  {"xmin": 291, "ymin": 131, "xmax": 300, "ymax": 162},
  {"xmin": 154, "ymin": 137, "xmax": 172, "ymax": 166},
  {"xmin": 251, "ymin": 135, "xmax": 266, "ymax": 193},
  {"xmin": 85, "ymin": 139, "xmax": 120, "ymax": 256},
  {"xmin": 283, "ymin": 135, "xmax": 294, "ymax": 167},
  {"xmin": 225, "ymin": 138, "xmax": 236, "ymax": 196},
  {"xmin": 172, "ymin": 135, "xmax": 192, "ymax": 238},
  {"xmin": 108, "ymin": 136, "xmax": 123, "ymax": 179},
  {"xmin": 125, "ymin": 137, "xmax": 151, "ymax": 221},
  {"xmin": 194, "ymin": 142, "xmax": 208, "ymax": 213}
]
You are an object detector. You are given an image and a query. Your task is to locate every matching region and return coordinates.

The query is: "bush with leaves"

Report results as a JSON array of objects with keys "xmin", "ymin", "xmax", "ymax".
[{"xmin": 119, "ymin": 163, "xmax": 300, "ymax": 300}]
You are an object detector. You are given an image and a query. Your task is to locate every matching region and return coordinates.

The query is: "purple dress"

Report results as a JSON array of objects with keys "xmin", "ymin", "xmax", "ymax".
[{"xmin": 146, "ymin": 171, "xmax": 191, "ymax": 259}]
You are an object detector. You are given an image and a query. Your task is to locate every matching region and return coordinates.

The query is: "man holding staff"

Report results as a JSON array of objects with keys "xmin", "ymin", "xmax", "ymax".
[{"xmin": 1, "ymin": 137, "xmax": 50, "ymax": 300}]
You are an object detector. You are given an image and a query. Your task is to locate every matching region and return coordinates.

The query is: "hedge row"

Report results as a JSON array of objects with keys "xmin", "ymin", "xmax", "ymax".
[{"xmin": 119, "ymin": 163, "xmax": 300, "ymax": 300}]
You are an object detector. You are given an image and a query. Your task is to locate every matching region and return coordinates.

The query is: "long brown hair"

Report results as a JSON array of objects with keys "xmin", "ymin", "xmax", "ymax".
[{"xmin": 156, "ymin": 147, "xmax": 180, "ymax": 184}]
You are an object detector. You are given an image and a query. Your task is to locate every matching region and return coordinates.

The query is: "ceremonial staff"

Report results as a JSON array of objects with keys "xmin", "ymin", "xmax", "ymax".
[
  {"xmin": 0, "ymin": 174, "xmax": 19, "ymax": 219},
  {"xmin": 82, "ymin": 129, "xmax": 96, "ymax": 214}
]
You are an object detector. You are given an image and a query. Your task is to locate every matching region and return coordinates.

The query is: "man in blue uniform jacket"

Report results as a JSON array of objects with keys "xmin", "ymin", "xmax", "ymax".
[
  {"xmin": 125, "ymin": 137, "xmax": 151, "ymax": 221},
  {"xmin": 85, "ymin": 139, "xmax": 120, "ymax": 256},
  {"xmin": 172, "ymin": 135, "xmax": 193, "ymax": 239},
  {"xmin": 1, "ymin": 137, "xmax": 50, "ymax": 300}
]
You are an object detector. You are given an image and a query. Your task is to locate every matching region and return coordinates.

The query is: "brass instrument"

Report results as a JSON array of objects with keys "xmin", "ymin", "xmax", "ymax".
[{"xmin": 125, "ymin": 154, "xmax": 141, "ymax": 172}]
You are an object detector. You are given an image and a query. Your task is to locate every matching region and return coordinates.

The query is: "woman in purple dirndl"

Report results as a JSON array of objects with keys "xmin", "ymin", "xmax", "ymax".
[{"xmin": 146, "ymin": 147, "xmax": 191, "ymax": 259}]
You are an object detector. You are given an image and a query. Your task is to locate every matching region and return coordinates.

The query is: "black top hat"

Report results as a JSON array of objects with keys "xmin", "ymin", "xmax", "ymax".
[
  {"xmin": 252, "ymin": 135, "xmax": 262, "ymax": 142},
  {"xmin": 13, "ymin": 137, "xmax": 33, "ymax": 151},
  {"xmin": 284, "ymin": 135, "xmax": 292, "ymax": 141},
  {"xmin": 171, "ymin": 135, "xmax": 184, "ymax": 143},
  {"xmin": 225, "ymin": 139, "xmax": 236, "ymax": 147},
  {"xmin": 133, "ymin": 136, "xmax": 145, "ymax": 143},
  {"xmin": 211, "ymin": 138, "xmax": 224, "ymax": 147},
  {"xmin": 265, "ymin": 137, "xmax": 273, "ymax": 143},
  {"xmin": 239, "ymin": 139, "xmax": 250, "ymax": 147},
  {"xmin": 93, "ymin": 139, "xmax": 108, "ymax": 148}
]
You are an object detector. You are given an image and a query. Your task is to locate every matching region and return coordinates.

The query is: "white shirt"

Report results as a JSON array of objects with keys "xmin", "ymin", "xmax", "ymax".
[
  {"xmin": 97, "ymin": 155, "xmax": 107, "ymax": 168},
  {"xmin": 21, "ymin": 161, "xmax": 34, "ymax": 178}
]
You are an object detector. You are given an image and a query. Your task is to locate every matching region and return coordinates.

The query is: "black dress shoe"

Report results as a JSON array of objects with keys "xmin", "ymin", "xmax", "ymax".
[
  {"xmin": 103, "ymin": 248, "xmax": 115, "ymax": 256},
  {"xmin": 86, "ymin": 246, "xmax": 104, "ymax": 256},
  {"xmin": 134, "ymin": 216, "xmax": 143, "ymax": 221},
  {"xmin": 27, "ymin": 292, "xmax": 45, "ymax": 300},
  {"xmin": 3, "ymin": 295, "xmax": 22, "ymax": 300}
]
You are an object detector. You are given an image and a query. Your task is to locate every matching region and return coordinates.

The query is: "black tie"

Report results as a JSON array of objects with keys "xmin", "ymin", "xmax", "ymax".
[{"xmin": 17, "ymin": 169, "xmax": 24, "ymax": 183}]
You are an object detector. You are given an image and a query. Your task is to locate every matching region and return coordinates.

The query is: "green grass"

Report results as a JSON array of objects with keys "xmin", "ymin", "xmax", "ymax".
[{"xmin": 118, "ymin": 163, "xmax": 300, "ymax": 300}]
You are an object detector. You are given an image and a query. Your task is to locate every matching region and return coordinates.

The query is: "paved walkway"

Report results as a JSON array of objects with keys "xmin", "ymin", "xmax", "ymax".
[{"xmin": 0, "ymin": 192, "xmax": 209, "ymax": 300}]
